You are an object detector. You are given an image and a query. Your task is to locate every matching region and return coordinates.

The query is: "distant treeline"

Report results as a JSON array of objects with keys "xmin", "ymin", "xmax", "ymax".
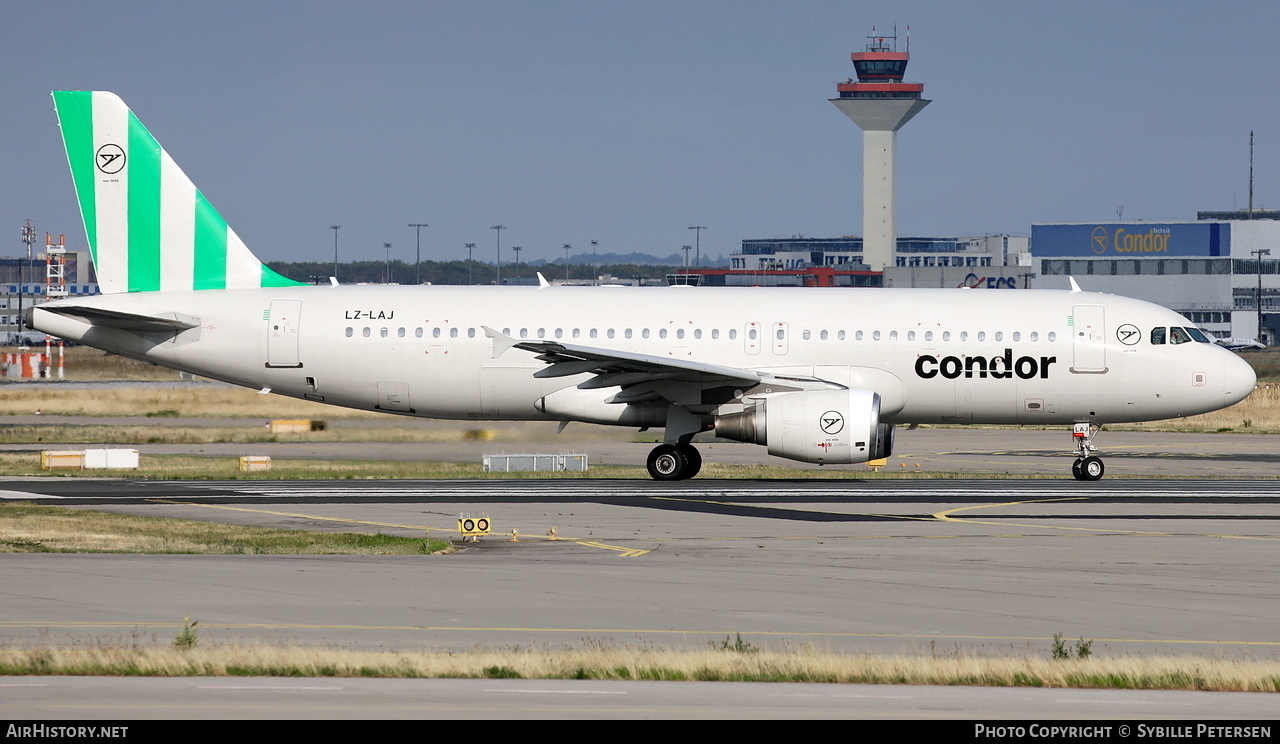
[{"xmin": 265, "ymin": 259, "xmax": 694, "ymax": 285}]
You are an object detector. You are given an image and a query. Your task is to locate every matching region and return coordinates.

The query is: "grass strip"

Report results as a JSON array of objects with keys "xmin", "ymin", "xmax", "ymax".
[
  {"xmin": 0, "ymin": 502, "xmax": 450, "ymax": 554},
  {"xmin": 0, "ymin": 641, "xmax": 1276, "ymax": 691}
]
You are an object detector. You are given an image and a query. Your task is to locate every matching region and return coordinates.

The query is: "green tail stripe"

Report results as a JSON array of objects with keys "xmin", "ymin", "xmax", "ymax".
[
  {"xmin": 261, "ymin": 264, "xmax": 300, "ymax": 287},
  {"xmin": 193, "ymin": 192, "xmax": 227, "ymax": 290},
  {"xmin": 127, "ymin": 112, "xmax": 161, "ymax": 291},
  {"xmin": 52, "ymin": 92, "xmax": 98, "ymax": 268}
]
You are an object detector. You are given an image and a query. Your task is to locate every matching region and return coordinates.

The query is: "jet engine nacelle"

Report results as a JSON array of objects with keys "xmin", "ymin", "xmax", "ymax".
[{"xmin": 714, "ymin": 389, "xmax": 893, "ymax": 465}]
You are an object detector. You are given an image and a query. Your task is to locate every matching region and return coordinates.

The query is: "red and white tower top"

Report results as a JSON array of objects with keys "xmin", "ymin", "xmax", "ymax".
[{"xmin": 835, "ymin": 28, "xmax": 924, "ymax": 100}]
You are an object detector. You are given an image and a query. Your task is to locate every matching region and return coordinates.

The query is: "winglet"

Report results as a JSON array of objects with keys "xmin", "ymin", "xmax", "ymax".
[
  {"xmin": 483, "ymin": 325, "xmax": 520, "ymax": 359},
  {"xmin": 537, "ymin": 272, "xmax": 550, "ymax": 288},
  {"xmin": 1068, "ymin": 276, "xmax": 1082, "ymax": 293}
]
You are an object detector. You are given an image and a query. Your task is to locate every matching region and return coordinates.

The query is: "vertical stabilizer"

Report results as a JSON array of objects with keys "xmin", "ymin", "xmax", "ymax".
[{"xmin": 51, "ymin": 91, "xmax": 303, "ymax": 294}]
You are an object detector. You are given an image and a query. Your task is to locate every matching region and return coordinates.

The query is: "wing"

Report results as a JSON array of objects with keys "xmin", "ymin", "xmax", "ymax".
[{"xmin": 483, "ymin": 326, "xmax": 842, "ymax": 407}]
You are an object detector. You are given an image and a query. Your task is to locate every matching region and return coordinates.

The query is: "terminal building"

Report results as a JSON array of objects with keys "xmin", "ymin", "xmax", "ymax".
[{"xmin": 1033, "ymin": 218, "xmax": 1280, "ymax": 344}]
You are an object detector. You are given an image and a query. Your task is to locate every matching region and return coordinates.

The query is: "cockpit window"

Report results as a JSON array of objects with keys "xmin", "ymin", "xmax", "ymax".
[
  {"xmin": 1169, "ymin": 327, "xmax": 1192, "ymax": 345},
  {"xmin": 1151, "ymin": 327, "xmax": 1166, "ymax": 345},
  {"xmin": 1185, "ymin": 327, "xmax": 1211, "ymax": 343}
]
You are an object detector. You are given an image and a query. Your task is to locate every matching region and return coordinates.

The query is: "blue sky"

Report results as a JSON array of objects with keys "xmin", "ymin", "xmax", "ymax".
[{"xmin": 4, "ymin": 1, "xmax": 1278, "ymax": 267}]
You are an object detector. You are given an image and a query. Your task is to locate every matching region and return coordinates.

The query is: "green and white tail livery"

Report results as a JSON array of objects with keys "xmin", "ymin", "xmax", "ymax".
[{"xmin": 51, "ymin": 91, "xmax": 303, "ymax": 294}]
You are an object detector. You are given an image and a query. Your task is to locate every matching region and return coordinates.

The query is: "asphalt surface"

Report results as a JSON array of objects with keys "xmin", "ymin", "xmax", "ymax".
[{"xmin": 3, "ymin": 476, "xmax": 1279, "ymax": 718}]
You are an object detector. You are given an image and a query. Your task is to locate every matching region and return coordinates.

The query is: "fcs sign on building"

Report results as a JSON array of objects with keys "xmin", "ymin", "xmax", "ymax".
[{"xmin": 1032, "ymin": 223, "xmax": 1230, "ymax": 258}]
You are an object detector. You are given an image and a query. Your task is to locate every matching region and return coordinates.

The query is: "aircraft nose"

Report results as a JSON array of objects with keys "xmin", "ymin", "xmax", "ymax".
[{"xmin": 1222, "ymin": 352, "xmax": 1257, "ymax": 407}]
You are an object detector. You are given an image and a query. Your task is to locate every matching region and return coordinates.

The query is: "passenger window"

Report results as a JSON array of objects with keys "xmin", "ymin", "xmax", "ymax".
[
  {"xmin": 345, "ymin": 327, "xmax": 353, "ymax": 337},
  {"xmin": 607, "ymin": 329, "xmax": 615, "ymax": 339},
  {"xmin": 729, "ymin": 329, "xmax": 737, "ymax": 340},
  {"xmin": 642, "ymin": 329, "xmax": 650, "ymax": 339},
  {"xmin": 1151, "ymin": 327, "xmax": 1167, "ymax": 345},
  {"xmin": 397, "ymin": 327, "xmax": 406, "ymax": 338},
  {"xmin": 1012, "ymin": 332, "xmax": 1020, "ymax": 342},
  {"xmin": 838, "ymin": 330, "xmax": 846, "ymax": 341},
  {"xmin": 873, "ymin": 331, "xmax": 881, "ymax": 341},
  {"xmin": 977, "ymin": 331, "xmax": 986, "ymax": 341},
  {"xmin": 855, "ymin": 331, "xmax": 863, "ymax": 341},
  {"xmin": 906, "ymin": 331, "xmax": 915, "ymax": 341},
  {"xmin": 748, "ymin": 329, "xmax": 757, "ymax": 340},
  {"xmin": 995, "ymin": 332, "xmax": 1003, "ymax": 342},
  {"xmin": 677, "ymin": 329, "xmax": 685, "ymax": 339},
  {"xmin": 712, "ymin": 329, "xmax": 719, "ymax": 340},
  {"xmin": 416, "ymin": 327, "xmax": 424, "ymax": 338},
  {"xmin": 1030, "ymin": 331, "xmax": 1038, "ymax": 342},
  {"xmin": 943, "ymin": 331, "xmax": 951, "ymax": 341},
  {"xmin": 431, "ymin": 328, "xmax": 439, "ymax": 338},
  {"xmin": 960, "ymin": 332, "xmax": 969, "ymax": 342},
  {"xmin": 450, "ymin": 327, "xmax": 458, "ymax": 338},
  {"xmin": 554, "ymin": 328, "xmax": 563, "ymax": 339},
  {"xmin": 519, "ymin": 328, "xmax": 528, "ymax": 338},
  {"xmin": 694, "ymin": 329, "xmax": 702, "ymax": 339},
  {"xmin": 1048, "ymin": 332, "xmax": 1056, "ymax": 342},
  {"xmin": 381, "ymin": 328, "xmax": 389, "ymax": 338},
  {"xmin": 625, "ymin": 329, "xmax": 633, "ymax": 339},
  {"xmin": 889, "ymin": 330, "xmax": 898, "ymax": 341},
  {"xmin": 590, "ymin": 329, "xmax": 598, "ymax": 339},
  {"xmin": 820, "ymin": 330, "xmax": 829, "ymax": 341},
  {"xmin": 924, "ymin": 331, "xmax": 932, "ymax": 341},
  {"xmin": 363, "ymin": 327, "xmax": 371, "ymax": 337},
  {"xmin": 468, "ymin": 328, "xmax": 476, "ymax": 338}
]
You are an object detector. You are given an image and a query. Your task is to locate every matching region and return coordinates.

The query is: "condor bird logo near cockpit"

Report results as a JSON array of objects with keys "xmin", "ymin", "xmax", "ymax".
[{"xmin": 32, "ymin": 91, "xmax": 1258, "ymax": 482}]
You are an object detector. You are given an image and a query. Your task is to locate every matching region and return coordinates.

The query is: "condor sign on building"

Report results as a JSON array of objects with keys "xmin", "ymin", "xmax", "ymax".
[{"xmin": 1034, "ymin": 220, "xmax": 1280, "ymax": 345}]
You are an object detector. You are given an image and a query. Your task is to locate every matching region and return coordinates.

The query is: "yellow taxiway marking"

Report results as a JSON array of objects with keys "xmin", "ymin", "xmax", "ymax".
[
  {"xmin": 933, "ymin": 497, "xmax": 1280, "ymax": 541},
  {"xmin": 147, "ymin": 499, "xmax": 648, "ymax": 557},
  {"xmin": 1, "ymin": 621, "xmax": 1276, "ymax": 647}
]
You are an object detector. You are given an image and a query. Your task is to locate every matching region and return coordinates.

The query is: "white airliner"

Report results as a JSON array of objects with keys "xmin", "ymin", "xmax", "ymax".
[{"xmin": 31, "ymin": 91, "xmax": 1257, "ymax": 481}]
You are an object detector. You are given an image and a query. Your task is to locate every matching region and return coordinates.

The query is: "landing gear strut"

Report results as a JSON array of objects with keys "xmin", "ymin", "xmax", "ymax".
[
  {"xmin": 1070, "ymin": 423, "xmax": 1104, "ymax": 481},
  {"xmin": 646, "ymin": 442, "xmax": 702, "ymax": 481}
]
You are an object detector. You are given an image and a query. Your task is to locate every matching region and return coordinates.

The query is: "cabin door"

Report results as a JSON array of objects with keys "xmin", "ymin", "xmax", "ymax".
[
  {"xmin": 1071, "ymin": 304, "xmax": 1107, "ymax": 373},
  {"xmin": 266, "ymin": 299, "xmax": 303, "ymax": 368}
]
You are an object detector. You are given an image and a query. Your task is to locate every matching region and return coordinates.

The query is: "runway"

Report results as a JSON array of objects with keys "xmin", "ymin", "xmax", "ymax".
[
  {"xmin": 2, "ymin": 478, "xmax": 1277, "ymax": 657},
  {"xmin": 3, "ymin": 476, "xmax": 1278, "ymax": 717}
]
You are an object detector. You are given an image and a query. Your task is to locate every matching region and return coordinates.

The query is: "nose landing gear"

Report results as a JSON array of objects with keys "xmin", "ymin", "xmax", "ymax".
[{"xmin": 1070, "ymin": 423, "xmax": 1104, "ymax": 481}]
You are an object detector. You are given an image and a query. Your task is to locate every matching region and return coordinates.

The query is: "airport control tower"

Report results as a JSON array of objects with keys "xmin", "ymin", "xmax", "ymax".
[{"xmin": 830, "ymin": 29, "xmax": 930, "ymax": 271}]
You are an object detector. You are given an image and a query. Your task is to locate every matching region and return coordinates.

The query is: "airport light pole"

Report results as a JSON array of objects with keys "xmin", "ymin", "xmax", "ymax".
[
  {"xmin": 1254, "ymin": 248, "xmax": 1271, "ymax": 345},
  {"xmin": 408, "ymin": 223, "xmax": 428, "ymax": 284},
  {"xmin": 465, "ymin": 243, "xmax": 476, "ymax": 285},
  {"xmin": 329, "ymin": 225, "xmax": 341, "ymax": 281},
  {"xmin": 563, "ymin": 244, "xmax": 571, "ymax": 283},
  {"xmin": 491, "ymin": 225, "xmax": 505, "ymax": 285},
  {"xmin": 512, "ymin": 246, "xmax": 522, "ymax": 281},
  {"xmin": 19, "ymin": 220, "xmax": 35, "ymax": 340},
  {"xmin": 688, "ymin": 225, "xmax": 706, "ymax": 267},
  {"xmin": 682, "ymin": 244, "xmax": 692, "ymax": 268},
  {"xmin": 384, "ymin": 242, "xmax": 392, "ymax": 284},
  {"xmin": 591, "ymin": 240, "xmax": 598, "ymax": 285}
]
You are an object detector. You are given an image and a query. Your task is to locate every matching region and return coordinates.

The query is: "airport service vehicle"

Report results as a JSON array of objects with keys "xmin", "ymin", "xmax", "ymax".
[{"xmin": 32, "ymin": 91, "xmax": 1257, "ymax": 481}]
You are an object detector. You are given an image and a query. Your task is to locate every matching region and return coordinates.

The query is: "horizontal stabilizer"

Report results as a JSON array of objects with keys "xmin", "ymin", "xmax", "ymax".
[{"xmin": 38, "ymin": 305, "xmax": 200, "ymax": 333}]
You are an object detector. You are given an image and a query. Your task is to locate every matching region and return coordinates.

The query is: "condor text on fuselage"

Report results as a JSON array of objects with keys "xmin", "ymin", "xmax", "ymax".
[{"xmin": 915, "ymin": 349, "xmax": 1057, "ymax": 380}]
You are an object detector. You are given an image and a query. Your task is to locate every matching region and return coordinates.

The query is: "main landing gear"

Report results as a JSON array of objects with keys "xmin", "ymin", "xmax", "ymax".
[
  {"xmin": 1070, "ymin": 423, "xmax": 1104, "ymax": 481},
  {"xmin": 646, "ymin": 443, "xmax": 702, "ymax": 481}
]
